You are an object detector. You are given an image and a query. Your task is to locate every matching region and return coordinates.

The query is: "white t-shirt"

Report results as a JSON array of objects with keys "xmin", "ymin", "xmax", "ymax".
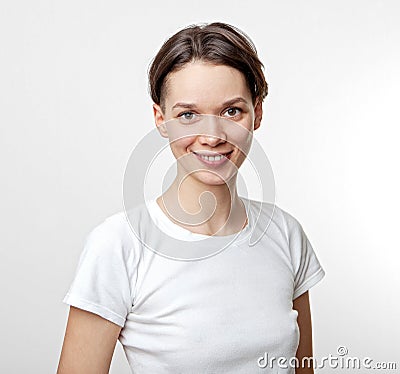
[{"xmin": 63, "ymin": 197, "xmax": 325, "ymax": 373}]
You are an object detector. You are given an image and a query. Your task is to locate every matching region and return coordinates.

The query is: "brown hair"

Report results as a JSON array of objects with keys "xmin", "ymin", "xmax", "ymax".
[{"xmin": 148, "ymin": 22, "xmax": 268, "ymax": 111}]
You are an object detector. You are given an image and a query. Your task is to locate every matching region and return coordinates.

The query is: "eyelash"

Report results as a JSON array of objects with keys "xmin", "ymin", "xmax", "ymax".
[{"xmin": 178, "ymin": 111, "xmax": 197, "ymax": 119}]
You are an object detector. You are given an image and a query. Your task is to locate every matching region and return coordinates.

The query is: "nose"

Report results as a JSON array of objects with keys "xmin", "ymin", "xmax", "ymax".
[{"xmin": 197, "ymin": 116, "xmax": 227, "ymax": 146}]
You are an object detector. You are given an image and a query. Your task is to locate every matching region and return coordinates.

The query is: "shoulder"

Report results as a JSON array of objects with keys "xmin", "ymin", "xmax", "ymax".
[
  {"xmin": 86, "ymin": 211, "xmax": 129, "ymax": 242},
  {"xmin": 82, "ymin": 210, "xmax": 141, "ymax": 260},
  {"xmin": 242, "ymin": 197, "xmax": 304, "ymax": 241}
]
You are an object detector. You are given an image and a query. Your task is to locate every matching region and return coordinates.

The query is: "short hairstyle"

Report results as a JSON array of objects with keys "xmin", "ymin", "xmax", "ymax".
[{"xmin": 148, "ymin": 22, "xmax": 268, "ymax": 111}]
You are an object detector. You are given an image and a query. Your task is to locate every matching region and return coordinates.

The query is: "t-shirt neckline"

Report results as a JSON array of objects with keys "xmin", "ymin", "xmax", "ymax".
[{"xmin": 146, "ymin": 196, "xmax": 253, "ymax": 245}]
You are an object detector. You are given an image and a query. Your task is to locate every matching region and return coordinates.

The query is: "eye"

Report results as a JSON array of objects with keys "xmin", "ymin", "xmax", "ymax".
[
  {"xmin": 222, "ymin": 107, "xmax": 242, "ymax": 118},
  {"xmin": 180, "ymin": 112, "xmax": 194, "ymax": 120},
  {"xmin": 177, "ymin": 111, "xmax": 199, "ymax": 124}
]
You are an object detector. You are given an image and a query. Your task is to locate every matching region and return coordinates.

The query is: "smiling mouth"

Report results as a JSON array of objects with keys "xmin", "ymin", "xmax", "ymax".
[{"xmin": 192, "ymin": 150, "xmax": 233, "ymax": 164}]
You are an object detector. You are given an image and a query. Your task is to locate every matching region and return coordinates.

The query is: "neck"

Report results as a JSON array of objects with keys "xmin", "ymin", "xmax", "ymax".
[{"xmin": 156, "ymin": 170, "xmax": 248, "ymax": 236}]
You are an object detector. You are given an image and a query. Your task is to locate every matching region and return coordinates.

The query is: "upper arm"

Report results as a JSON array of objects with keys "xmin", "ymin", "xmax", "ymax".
[
  {"xmin": 293, "ymin": 291, "xmax": 314, "ymax": 374},
  {"xmin": 57, "ymin": 306, "xmax": 122, "ymax": 374}
]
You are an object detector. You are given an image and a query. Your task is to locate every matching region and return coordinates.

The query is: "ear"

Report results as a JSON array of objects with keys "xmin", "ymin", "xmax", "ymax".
[
  {"xmin": 253, "ymin": 98, "xmax": 263, "ymax": 131},
  {"xmin": 153, "ymin": 103, "xmax": 169, "ymax": 138}
]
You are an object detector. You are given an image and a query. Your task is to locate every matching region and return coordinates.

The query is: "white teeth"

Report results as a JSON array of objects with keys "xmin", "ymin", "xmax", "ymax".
[
  {"xmin": 199, "ymin": 154, "xmax": 224, "ymax": 161},
  {"xmin": 194, "ymin": 152, "xmax": 231, "ymax": 162}
]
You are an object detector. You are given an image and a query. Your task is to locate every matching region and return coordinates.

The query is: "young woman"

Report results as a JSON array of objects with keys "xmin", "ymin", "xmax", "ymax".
[{"xmin": 57, "ymin": 22, "xmax": 325, "ymax": 374}]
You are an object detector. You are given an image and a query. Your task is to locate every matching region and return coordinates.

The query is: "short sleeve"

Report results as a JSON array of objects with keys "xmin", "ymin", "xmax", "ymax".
[
  {"xmin": 63, "ymin": 217, "xmax": 135, "ymax": 327},
  {"xmin": 286, "ymin": 215, "xmax": 326, "ymax": 300}
]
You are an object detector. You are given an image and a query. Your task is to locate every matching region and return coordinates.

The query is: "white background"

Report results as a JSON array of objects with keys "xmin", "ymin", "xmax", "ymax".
[{"xmin": 1, "ymin": 1, "xmax": 399, "ymax": 373}]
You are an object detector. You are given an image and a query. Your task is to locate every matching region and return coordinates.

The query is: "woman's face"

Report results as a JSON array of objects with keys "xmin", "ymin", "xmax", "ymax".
[{"xmin": 153, "ymin": 61, "xmax": 263, "ymax": 186}]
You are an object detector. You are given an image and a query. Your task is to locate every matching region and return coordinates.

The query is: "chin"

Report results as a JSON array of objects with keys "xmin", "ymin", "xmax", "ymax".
[{"xmin": 193, "ymin": 171, "xmax": 237, "ymax": 186}]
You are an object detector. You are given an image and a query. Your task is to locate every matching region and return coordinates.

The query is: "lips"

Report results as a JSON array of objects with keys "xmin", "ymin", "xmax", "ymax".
[
  {"xmin": 192, "ymin": 150, "xmax": 233, "ymax": 165},
  {"xmin": 193, "ymin": 150, "xmax": 233, "ymax": 157}
]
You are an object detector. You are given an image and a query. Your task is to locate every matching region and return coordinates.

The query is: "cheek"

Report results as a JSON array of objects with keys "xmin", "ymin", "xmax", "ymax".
[
  {"xmin": 226, "ymin": 122, "xmax": 254, "ymax": 156},
  {"xmin": 239, "ymin": 114, "xmax": 255, "ymax": 130},
  {"xmin": 170, "ymin": 136, "xmax": 197, "ymax": 155}
]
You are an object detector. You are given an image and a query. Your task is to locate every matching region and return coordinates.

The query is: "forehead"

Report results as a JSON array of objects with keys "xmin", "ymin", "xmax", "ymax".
[{"xmin": 164, "ymin": 62, "xmax": 252, "ymax": 108}]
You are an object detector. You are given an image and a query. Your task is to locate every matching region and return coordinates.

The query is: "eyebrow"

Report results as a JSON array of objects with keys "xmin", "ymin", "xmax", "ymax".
[{"xmin": 171, "ymin": 96, "xmax": 249, "ymax": 110}]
